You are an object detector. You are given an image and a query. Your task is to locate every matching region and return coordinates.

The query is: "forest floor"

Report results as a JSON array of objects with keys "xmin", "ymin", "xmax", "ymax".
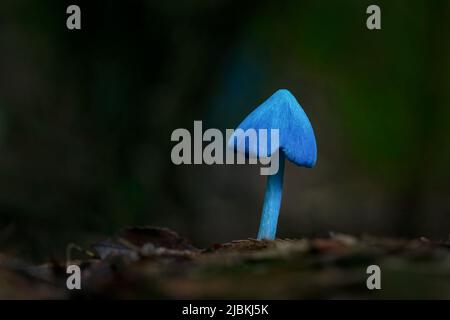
[{"xmin": 1, "ymin": 227, "xmax": 450, "ymax": 299}]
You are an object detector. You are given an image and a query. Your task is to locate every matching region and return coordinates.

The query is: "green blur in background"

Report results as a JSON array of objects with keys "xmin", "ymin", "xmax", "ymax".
[{"xmin": 0, "ymin": 0, "xmax": 449, "ymax": 261}]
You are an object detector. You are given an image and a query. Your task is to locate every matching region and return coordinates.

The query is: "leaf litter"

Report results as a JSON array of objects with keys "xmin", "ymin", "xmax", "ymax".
[{"xmin": 0, "ymin": 227, "xmax": 449, "ymax": 299}]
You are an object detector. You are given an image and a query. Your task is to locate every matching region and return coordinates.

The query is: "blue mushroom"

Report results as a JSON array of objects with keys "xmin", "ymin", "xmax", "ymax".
[{"xmin": 229, "ymin": 89, "xmax": 317, "ymax": 240}]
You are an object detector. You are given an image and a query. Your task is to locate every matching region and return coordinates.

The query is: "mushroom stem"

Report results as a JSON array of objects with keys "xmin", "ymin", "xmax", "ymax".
[{"xmin": 257, "ymin": 151, "xmax": 285, "ymax": 240}]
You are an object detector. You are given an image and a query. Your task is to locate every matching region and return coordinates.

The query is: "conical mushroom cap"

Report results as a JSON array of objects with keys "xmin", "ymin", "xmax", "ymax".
[{"xmin": 229, "ymin": 89, "xmax": 317, "ymax": 167}]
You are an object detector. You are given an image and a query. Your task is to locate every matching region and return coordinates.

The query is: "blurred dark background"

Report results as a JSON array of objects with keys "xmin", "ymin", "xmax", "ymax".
[{"xmin": 0, "ymin": 0, "xmax": 449, "ymax": 261}]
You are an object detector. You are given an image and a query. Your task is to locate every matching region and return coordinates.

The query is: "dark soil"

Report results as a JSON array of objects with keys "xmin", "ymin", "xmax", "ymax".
[{"xmin": 1, "ymin": 227, "xmax": 449, "ymax": 299}]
